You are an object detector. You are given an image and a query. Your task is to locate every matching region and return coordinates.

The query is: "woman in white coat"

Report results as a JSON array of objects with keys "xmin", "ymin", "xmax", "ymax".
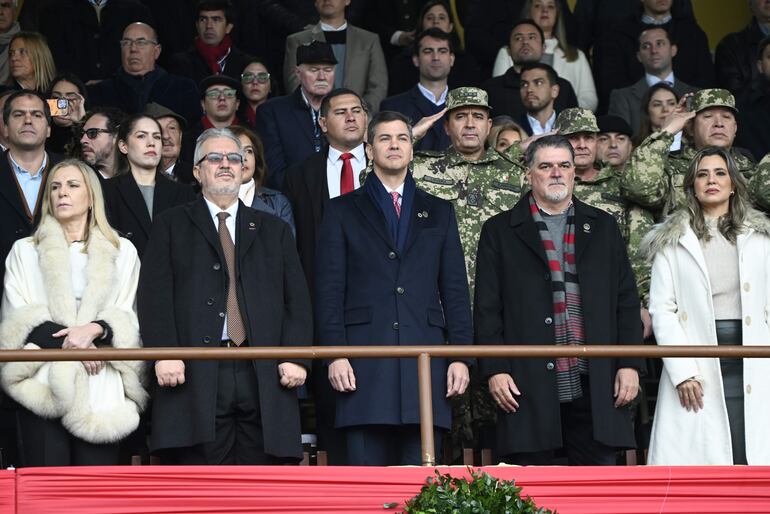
[
  {"xmin": 492, "ymin": 0, "xmax": 597, "ymax": 111},
  {"xmin": 0, "ymin": 159, "xmax": 147, "ymax": 466},
  {"xmin": 644, "ymin": 146, "xmax": 770, "ymax": 465}
]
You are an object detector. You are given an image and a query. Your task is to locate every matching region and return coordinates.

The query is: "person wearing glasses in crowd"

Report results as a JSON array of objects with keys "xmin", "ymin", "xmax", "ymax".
[
  {"xmin": 138, "ymin": 127, "xmax": 312, "ymax": 465},
  {"xmin": 102, "ymin": 114, "xmax": 195, "ymax": 259},
  {"xmin": 168, "ymin": 0, "xmax": 253, "ymax": 86},
  {"xmin": 87, "ymin": 22, "xmax": 201, "ymax": 126},
  {"xmin": 182, "ymin": 74, "xmax": 242, "ymax": 165},
  {"xmin": 238, "ymin": 59, "xmax": 274, "ymax": 128},
  {"xmin": 77, "ymin": 107, "xmax": 125, "ymax": 180},
  {"xmin": 46, "ymin": 73, "xmax": 88, "ymax": 155}
]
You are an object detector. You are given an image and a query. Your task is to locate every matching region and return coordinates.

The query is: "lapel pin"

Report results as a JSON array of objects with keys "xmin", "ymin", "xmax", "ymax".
[
  {"xmin": 417, "ymin": 212, "xmax": 423, "ymax": 218},
  {"xmin": 583, "ymin": 223, "xmax": 591, "ymax": 233},
  {"xmin": 249, "ymin": 222, "xmax": 256, "ymax": 230},
  {"xmin": 421, "ymin": 210, "xmax": 429, "ymax": 218}
]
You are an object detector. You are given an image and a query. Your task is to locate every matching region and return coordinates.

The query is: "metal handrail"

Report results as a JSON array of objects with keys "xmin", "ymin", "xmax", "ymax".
[{"xmin": 2, "ymin": 344, "xmax": 769, "ymax": 466}]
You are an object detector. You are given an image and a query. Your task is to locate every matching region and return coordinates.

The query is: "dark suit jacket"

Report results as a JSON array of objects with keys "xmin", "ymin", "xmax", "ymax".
[
  {"xmin": 102, "ymin": 172, "xmax": 196, "ymax": 258},
  {"xmin": 736, "ymin": 77, "xmax": 770, "ymax": 162},
  {"xmin": 608, "ymin": 77, "xmax": 697, "ymax": 138},
  {"xmin": 314, "ymin": 184, "xmax": 472, "ymax": 430},
  {"xmin": 137, "ymin": 198, "xmax": 312, "ymax": 458},
  {"xmin": 0, "ymin": 151, "xmax": 61, "ymax": 290},
  {"xmin": 256, "ymin": 87, "xmax": 319, "ymax": 190},
  {"xmin": 380, "ymin": 85, "xmax": 451, "ymax": 152},
  {"xmin": 167, "ymin": 45, "xmax": 253, "ymax": 86},
  {"xmin": 715, "ymin": 18, "xmax": 767, "ymax": 93},
  {"xmin": 483, "ymin": 67, "xmax": 579, "ymax": 122},
  {"xmin": 474, "ymin": 193, "xmax": 644, "ymax": 456}
]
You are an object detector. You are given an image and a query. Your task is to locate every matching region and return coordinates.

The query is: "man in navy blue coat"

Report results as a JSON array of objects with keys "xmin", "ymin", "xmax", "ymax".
[
  {"xmin": 380, "ymin": 28, "xmax": 453, "ymax": 153},
  {"xmin": 314, "ymin": 111, "xmax": 473, "ymax": 466}
]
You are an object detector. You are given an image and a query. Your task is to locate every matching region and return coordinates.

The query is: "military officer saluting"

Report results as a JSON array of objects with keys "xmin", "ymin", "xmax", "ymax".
[{"xmin": 411, "ymin": 87, "xmax": 525, "ymax": 297}]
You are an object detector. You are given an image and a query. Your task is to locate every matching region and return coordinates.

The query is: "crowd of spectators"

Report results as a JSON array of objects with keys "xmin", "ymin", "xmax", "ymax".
[{"xmin": 0, "ymin": 0, "xmax": 769, "ymax": 470}]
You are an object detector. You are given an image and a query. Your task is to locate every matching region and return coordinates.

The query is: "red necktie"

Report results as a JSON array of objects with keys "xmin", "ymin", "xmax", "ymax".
[
  {"xmin": 390, "ymin": 191, "xmax": 401, "ymax": 218},
  {"xmin": 340, "ymin": 152, "xmax": 354, "ymax": 195}
]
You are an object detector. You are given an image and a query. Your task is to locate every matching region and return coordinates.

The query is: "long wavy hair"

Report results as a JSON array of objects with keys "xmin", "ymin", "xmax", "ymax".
[
  {"xmin": 683, "ymin": 146, "xmax": 749, "ymax": 244},
  {"xmin": 229, "ymin": 125, "xmax": 268, "ymax": 188},
  {"xmin": 521, "ymin": 0, "xmax": 578, "ymax": 62},
  {"xmin": 36, "ymin": 159, "xmax": 120, "ymax": 249}
]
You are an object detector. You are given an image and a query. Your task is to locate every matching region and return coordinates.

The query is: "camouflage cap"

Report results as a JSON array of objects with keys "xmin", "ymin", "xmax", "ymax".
[
  {"xmin": 445, "ymin": 87, "xmax": 491, "ymax": 111},
  {"xmin": 554, "ymin": 107, "xmax": 599, "ymax": 135},
  {"xmin": 690, "ymin": 88, "xmax": 738, "ymax": 114}
]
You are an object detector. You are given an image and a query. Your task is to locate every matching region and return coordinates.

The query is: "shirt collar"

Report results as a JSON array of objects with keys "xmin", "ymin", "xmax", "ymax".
[
  {"xmin": 203, "ymin": 195, "xmax": 239, "ymax": 220},
  {"xmin": 9, "ymin": 152, "xmax": 47, "ymax": 178},
  {"xmin": 641, "ymin": 13, "xmax": 672, "ymax": 25},
  {"xmin": 320, "ymin": 21, "xmax": 348, "ymax": 31},
  {"xmin": 382, "ymin": 180, "xmax": 405, "ymax": 196},
  {"xmin": 417, "ymin": 82, "xmax": 448, "ymax": 106},
  {"xmin": 645, "ymin": 72, "xmax": 674, "ymax": 87},
  {"xmin": 328, "ymin": 143, "xmax": 366, "ymax": 164},
  {"xmin": 526, "ymin": 110, "xmax": 556, "ymax": 131}
]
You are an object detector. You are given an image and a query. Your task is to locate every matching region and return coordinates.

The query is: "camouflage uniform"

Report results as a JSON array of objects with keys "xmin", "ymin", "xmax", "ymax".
[
  {"xmin": 555, "ymin": 108, "xmax": 655, "ymax": 304},
  {"xmin": 748, "ymin": 153, "xmax": 770, "ymax": 211},
  {"xmin": 619, "ymin": 89, "xmax": 762, "ymax": 218}
]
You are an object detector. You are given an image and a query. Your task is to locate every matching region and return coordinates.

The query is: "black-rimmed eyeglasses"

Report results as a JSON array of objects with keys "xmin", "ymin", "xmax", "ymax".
[
  {"xmin": 81, "ymin": 128, "xmax": 113, "ymax": 140},
  {"xmin": 195, "ymin": 152, "xmax": 244, "ymax": 166}
]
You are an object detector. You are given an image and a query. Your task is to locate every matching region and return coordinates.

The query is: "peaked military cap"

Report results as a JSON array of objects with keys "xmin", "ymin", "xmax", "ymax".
[
  {"xmin": 446, "ymin": 87, "xmax": 491, "ymax": 111},
  {"xmin": 690, "ymin": 88, "xmax": 738, "ymax": 114},
  {"xmin": 554, "ymin": 107, "xmax": 599, "ymax": 135}
]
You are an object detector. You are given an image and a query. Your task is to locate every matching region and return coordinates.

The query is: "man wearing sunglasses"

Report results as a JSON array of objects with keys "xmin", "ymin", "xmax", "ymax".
[
  {"xmin": 168, "ymin": 0, "xmax": 253, "ymax": 86},
  {"xmin": 79, "ymin": 107, "xmax": 124, "ymax": 179},
  {"xmin": 88, "ymin": 22, "xmax": 201, "ymax": 126},
  {"xmin": 139, "ymin": 127, "xmax": 312, "ymax": 465},
  {"xmin": 182, "ymin": 74, "xmax": 242, "ymax": 166}
]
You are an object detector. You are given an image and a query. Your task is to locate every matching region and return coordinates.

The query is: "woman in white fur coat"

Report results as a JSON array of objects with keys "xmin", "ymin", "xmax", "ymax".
[
  {"xmin": 644, "ymin": 147, "xmax": 770, "ymax": 465},
  {"xmin": 0, "ymin": 159, "xmax": 147, "ymax": 466}
]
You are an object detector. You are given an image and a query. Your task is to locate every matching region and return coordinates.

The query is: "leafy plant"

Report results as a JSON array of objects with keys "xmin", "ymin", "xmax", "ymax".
[{"xmin": 384, "ymin": 467, "xmax": 555, "ymax": 514}]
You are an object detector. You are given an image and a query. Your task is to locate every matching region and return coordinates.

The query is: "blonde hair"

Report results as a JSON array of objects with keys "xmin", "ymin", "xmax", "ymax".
[
  {"xmin": 35, "ymin": 159, "xmax": 120, "ymax": 250},
  {"xmin": 8, "ymin": 31, "xmax": 57, "ymax": 92}
]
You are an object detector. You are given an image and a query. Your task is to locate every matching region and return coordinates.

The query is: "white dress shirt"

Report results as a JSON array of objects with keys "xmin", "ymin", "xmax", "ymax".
[
  {"xmin": 203, "ymin": 196, "xmax": 239, "ymax": 340},
  {"xmin": 327, "ymin": 143, "xmax": 366, "ymax": 198}
]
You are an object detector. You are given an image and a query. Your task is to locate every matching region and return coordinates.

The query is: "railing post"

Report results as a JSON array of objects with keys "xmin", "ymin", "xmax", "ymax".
[{"xmin": 417, "ymin": 352, "xmax": 435, "ymax": 467}]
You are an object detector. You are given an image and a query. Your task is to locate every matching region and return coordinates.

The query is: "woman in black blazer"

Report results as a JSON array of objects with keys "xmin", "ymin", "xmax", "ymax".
[{"xmin": 102, "ymin": 113, "xmax": 196, "ymax": 258}]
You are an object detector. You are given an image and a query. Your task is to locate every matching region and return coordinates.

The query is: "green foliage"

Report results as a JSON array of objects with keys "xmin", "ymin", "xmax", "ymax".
[{"xmin": 386, "ymin": 468, "xmax": 555, "ymax": 514}]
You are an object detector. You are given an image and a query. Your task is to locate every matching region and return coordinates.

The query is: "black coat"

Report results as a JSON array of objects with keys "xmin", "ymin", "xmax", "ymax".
[
  {"xmin": 736, "ymin": 77, "xmax": 770, "ymax": 161},
  {"xmin": 0, "ymin": 151, "xmax": 61, "ymax": 291},
  {"xmin": 482, "ymin": 67, "xmax": 578, "ymax": 122},
  {"xmin": 87, "ymin": 66, "xmax": 202, "ymax": 127},
  {"xmin": 38, "ymin": 0, "xmax": 154, "ymax": 83},
  {"xmin": 102, "ymin": 172, "xmax": 196, "ymax": 258},
  {"xmin": 474, "ymin": 194, "xmax": 644, "ymax": 455},
  {"xmin": 715, "ymin": 18, "xmax": 767, "ymax": 94},
  {"xmin": 137, "ymin": 198, "xmax": 312, "ymax": 458},
  {"xmin": 167, "ymin": 45, "xmax": 254, "ymax": 86},
  {"xmin": 380, "ymin": 85, "xmax": 451, "ymax": 153}
]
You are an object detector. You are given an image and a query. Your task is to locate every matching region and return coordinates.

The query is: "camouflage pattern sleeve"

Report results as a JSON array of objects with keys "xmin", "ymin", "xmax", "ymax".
[
  {"xmin": 503, "ymin": 142, "xmax": 526, "ymax": 166},
  {"xmin": 619, "ymin": 130, "xmax": 676, "ymax": 211},
  {"xmin": 626, "ymin": 203, "xmax": 655, "ymax": 306},
  {"xmin": 748, "ymin": 153, "xmax": 770, "ymax": 211}
]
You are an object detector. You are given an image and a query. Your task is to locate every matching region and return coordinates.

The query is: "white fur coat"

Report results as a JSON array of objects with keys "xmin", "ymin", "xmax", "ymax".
[
  {"xmin": 643, "ymin": 208, "xmax": 770, "ymax": 465},
  {"xmin": 0, "ymin": 217, "xmax": 147, "ymax": 444}
]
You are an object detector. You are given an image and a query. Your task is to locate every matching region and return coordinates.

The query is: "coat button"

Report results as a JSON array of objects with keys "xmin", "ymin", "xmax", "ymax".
[
  {"xmin": 15, "ymin": 229, "xmax": 23, "ymax": 235},
  {"xmin": 213, "ymin": 263, "xmax": 221, "ymax": 270},
  {"xmin": 396, "ymin": 286, "xmax": 405, "ymax": 294},
  {"xmin": 203, "ymin": 336, "xmax": 211, "ymax": 344},
  {"xmin": 745, "ymin": 316, "xmax": 752, "ymax": 326},
  {"xmin": 743, "ymin": 282, "xmax": 751, "ymax": 292},
  {"xmin": 392, "ymin": 322, "xmax": 399, "ymax": 330},
  {"xmin": 206, "ymin": 298, "xmax": 214, "ymax": 306},
  {"xmin": 544, "ymin": 273, "xmax": 550, "ymax": 280},
  {"xmin": 219, "ymin": 312, "xmax": 225, "ymax": 318},
  {"xmin": 680, "ymin": 312, "xmax": 688, "ymax": 322},
  {"xmin": 388, "ymin": 251, "xmax": 397, "ymax": 260},
  {"xmin": 746, "ymin": 384, "xmax": 752, "ymax": 394},
  {"xmin": 544, "ymin": 317, "xmax": 553, "ymax": 325},
  {"xmin": 126, "ymin": 231, "xmax": 133, "ymax": 237},
  {"xmin": 546, "ymin": 362, "xmax": 555, "ymax": 371}
]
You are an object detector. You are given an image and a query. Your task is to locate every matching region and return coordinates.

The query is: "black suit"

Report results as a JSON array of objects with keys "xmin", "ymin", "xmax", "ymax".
[
  {"xmin": 103, "ymin": 172, "xmax": 196, "ymax": 258},
  {"xmin": 483, "ymin": 68, "xmax": 578, "ymax": 123},
  {"xmin": 138, "ymin": 198, "xmax": 312, "ymax": 462},
  {"xmin": 474, "ymin": 193, "xmax": 644, "ymax": 463},
  {"xmin": 0, "ymin": 151, "xmax": 61, "ymax": 291},
  {"xmin": 380, "ymin": 86, "xmax": 451, "ymax": 152},
  {"xmin": 167, "ymin": 45, "xmax": 254, "ymax": 86}
]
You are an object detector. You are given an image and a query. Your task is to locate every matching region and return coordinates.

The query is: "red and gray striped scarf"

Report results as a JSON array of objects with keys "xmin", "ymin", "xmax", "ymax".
[{"xmin": 529, "ymin": 195, "xmax": 587, "ymax": 402}]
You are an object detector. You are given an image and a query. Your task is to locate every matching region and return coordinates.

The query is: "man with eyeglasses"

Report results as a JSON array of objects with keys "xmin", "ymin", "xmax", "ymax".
[
  {"xmin": 0, "ymin": 90, "xmax": 62, "ymax": 290},
  {"xmin": 481, "ymin": 19, "xmax": 578, "ymax": 122},
  {"xmin": 78, "ymin": 107, "xmax": 124, "ymax": 179},
  {"xmin": 88, "ymin": 22, "xmax": 201, "ymax": 126},
  {"xmin": 168, "ymin": 0, "xmax": 253, "ymax": 86},
  {"xmin": 138, "ymin": 127, "xmax": 312, "ymax": 465},
  {"xmin": 38, "ymin": 0, "xmax": 153, "ymax": 83},
  {"xmin": 256, "ymin": 41, "xmax": 337, "ymax": 190},
  {"xmin": 182, "ymin": 74, "xmax": 242, "ymax": 166}
]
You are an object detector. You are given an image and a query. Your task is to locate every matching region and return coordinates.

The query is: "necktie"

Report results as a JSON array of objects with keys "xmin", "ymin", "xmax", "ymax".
[
  {"xmin": 339, "ymin": 152, "xmax": 354, "ymax": 195},
  {"xmin": 217, "ymin": 212, "xmax": 246, "ymax": 345},
  {"xmin": 390, "ymin": 191, "xmax": 401, "ymax": 218}
]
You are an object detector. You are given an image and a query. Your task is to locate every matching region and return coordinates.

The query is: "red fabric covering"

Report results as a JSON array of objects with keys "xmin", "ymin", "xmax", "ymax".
[
  {"xmin": 7, "ymin": 465, "xmax": 770, "ymax": 513},
  {"xmin": 0, "ymin": 470, "xmax": 14, "ymax": 512}
]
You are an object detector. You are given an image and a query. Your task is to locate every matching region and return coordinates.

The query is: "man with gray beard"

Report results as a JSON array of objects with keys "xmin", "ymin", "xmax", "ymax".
[{"xmin": 138, "ymin": 127, "xmax": 312, "ymax": 465}]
